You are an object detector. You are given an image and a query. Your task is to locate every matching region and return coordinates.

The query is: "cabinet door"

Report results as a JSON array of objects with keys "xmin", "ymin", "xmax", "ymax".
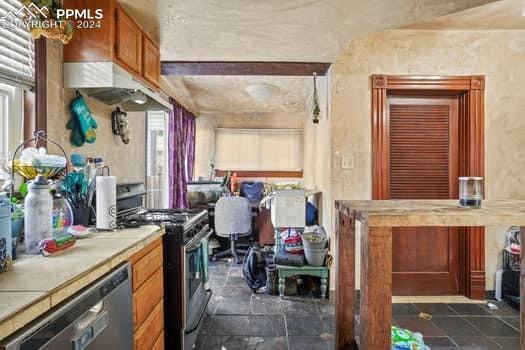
[
  {"xmin": 115, "ymin": 7, "xmax": 142, "ymax": 74},
  {"xmin": 143, "ymin": 35, "xmax": 161, "ymax": 88}
]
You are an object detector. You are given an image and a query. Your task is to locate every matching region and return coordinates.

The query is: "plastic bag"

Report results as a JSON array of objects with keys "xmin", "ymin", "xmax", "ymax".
[
  {"xmin": 391, "ymin": 326, "xmax": 429, "ymax": 350},
  {"xmin": 280, "ymin": 228, "xmax": 303, "ymax": 254}
]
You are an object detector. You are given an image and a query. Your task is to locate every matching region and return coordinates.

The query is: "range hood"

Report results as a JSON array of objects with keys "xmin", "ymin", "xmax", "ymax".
[{"xmin": 63, "ymin": 62, "xmax": 171, "ymax": 111}]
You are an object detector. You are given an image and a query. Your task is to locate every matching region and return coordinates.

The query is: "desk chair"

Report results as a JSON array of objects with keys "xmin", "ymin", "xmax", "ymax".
[{"xmin": 213, "ymin": 196, "xmax": 252, "ymax": 264}]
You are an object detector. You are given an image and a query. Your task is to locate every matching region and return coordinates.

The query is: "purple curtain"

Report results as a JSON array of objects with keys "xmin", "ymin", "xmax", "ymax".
[{"xmin": 168, "ymin": 99, "xmax": 196, "ymax": 208}]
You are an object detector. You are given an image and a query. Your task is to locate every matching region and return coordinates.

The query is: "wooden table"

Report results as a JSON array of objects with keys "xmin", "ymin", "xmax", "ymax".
[{"xmin": 334, "ymin": 200, "xmax": 525, "ymax": 350}]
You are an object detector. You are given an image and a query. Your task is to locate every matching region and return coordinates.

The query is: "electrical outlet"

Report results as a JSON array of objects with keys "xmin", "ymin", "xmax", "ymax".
[{"xmin": 341, "ymin": 156, "xmax": 353, "ymax": 169}]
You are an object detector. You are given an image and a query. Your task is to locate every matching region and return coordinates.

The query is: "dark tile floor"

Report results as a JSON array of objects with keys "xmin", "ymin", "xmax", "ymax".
[{"xmin": 196, "ymin": 260, "xmax": 520, "ymax": 349}]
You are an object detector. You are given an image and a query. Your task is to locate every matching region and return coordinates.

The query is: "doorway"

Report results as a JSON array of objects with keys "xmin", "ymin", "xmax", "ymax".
[
  {"xmin": 388, "ymin": 96, "xmax": 460, "ymax": 295},
  {"xmin": 371, "ymin": 75, "xmax": 486, "ymax": 299}
]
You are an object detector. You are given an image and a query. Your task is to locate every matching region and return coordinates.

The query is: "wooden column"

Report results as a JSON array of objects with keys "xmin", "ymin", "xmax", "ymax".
[
  {"xmin": 360, "ymin": 224, "xmax": 392, "ymax": 350},
  {"xmin": 335, "ymin": 209, "xmax": 356, "ymax": 350},
  {"xmin": 520, "ymin": 226, "xmax": 525, "ymax": 349}
]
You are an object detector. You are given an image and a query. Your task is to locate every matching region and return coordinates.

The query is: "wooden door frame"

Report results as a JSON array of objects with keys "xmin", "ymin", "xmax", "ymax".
[{"xmin": 371, "ymin": 74, "xmax": 485, "ymax": 299}]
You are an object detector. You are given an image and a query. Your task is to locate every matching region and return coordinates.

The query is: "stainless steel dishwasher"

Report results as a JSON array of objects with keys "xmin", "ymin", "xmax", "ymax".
[{"xmin": 1, "ymin": 263, "xmax": 133, "ymax": 350}]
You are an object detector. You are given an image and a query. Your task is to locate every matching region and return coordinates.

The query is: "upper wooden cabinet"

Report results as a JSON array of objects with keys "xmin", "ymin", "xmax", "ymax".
[
  {"xmin": 64, "ymin": 0, "xmax": 161, "ymax": 88},
  {"xmin": 115, "ymin": 7, "xmax": 142, "ymax": 75},
  {"xmin": 142, "ymin": 35, "xmax": 161, "ymax": 88}
]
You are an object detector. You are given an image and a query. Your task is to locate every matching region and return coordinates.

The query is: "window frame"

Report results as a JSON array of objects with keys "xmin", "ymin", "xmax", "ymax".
[
  {"xmin": 145, "ymin": 111, "xmax": 169, "ymax": 208},
  {"xmin": 0, "ymin": 81, "xmax": 24, "ymax": 157}
]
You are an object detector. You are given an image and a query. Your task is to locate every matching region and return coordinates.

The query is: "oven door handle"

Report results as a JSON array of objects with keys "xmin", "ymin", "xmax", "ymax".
[
  {"xmin": 186, "ymin": 228, "xmax": 214, "ymax": 253},
  {"xmin": 185, "ymin": 224, "xmax": 210, "ymax": 249},
  {"xmin": 186, "ymin": 241, "xmax": 202, "ymax": 253},
  {"xmin": 204, "ymin": 228, "xmax": 214, "ymax": 240}
]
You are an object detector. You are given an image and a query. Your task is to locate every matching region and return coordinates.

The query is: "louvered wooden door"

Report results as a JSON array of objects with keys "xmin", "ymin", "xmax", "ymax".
[{"xmin": 388, "ymin": 97, "xmax": 460, "ymax": 295}]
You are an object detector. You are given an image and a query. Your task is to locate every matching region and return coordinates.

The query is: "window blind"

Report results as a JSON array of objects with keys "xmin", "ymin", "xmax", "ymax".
[
  {"xmin": 0, "ymin": 0, "xmax": 35, "ymax": 88},
  {"xmin": 215, "ymin": 128, "xmax": 303, "ymax": 171}
]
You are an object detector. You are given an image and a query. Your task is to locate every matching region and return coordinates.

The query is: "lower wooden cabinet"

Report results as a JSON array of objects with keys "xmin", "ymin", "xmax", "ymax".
[
  {"xmin": 134, "ymin": 300, "xmax": 164, "ymax": 350},
  {"xmin": 130, "ymin": 237, "xmax": 165, "ymax": 349}
]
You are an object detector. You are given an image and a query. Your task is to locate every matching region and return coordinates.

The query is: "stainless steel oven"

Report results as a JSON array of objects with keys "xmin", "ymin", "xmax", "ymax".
[
  {"xmin": 183, "ymin": 224, "xmax": 213, "ymax": 350},
  {"xmin": 123, "ymin": 208, "xmax": 212, "ymax": 350}
]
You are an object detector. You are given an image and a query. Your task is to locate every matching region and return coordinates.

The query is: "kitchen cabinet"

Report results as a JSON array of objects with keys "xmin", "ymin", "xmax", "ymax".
[
  {"xmin": 130, "ymin": 237, "xmax": 165, "ymax": 348},
  {"xmin": 142, "ymin": 35, "xmax": 161, "ymax": 88},
  {"xmin": 115, "ymin": 7, "xmax": 142, "ymax": 75},
  {"xmin": 64, "ymin": 0, "xmax": 161, "ymax": 89}
]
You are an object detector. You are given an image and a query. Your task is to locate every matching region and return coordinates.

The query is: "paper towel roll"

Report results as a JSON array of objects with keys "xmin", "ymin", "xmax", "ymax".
[{"xmin": 96, "ymin": 176, "xmax": 117, "ymax": 230}]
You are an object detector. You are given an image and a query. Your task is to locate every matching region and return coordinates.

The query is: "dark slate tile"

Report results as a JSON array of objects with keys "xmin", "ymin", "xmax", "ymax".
[
  {"xmin": 464, "ymin": 316, "xmax": 519, "ymax": 337},
  {"xmin": 321, "ymin": 315, "xmax": 335, "ymax": 334},
  {"xmin": 448, "ymin": 303, "xmax": 491, "ymax": 316},
  {"xmin": 289, "ymin": 336, "xmax": 332, "ymax": 350},
  {"xmin": 316, "ymin": 299, "xmax": 335, "ymax": 316},
  {"xmin": 194, "ymin": 334, "xmax": 207, "ymax": 350},
  {"xmin": 218, "ymin": 285, "xmax": 253, "ymax": 297},
  {"xmin": 394, "ymin": 316, "xmax": 446, "ymax": 336},
  {"xmin": 414, "ymin": 303, "xmax": 458, "ymax": 316},
  {"xmin": 451, "ymin": 335, "xmax": 501, "ymax": 349},
  {"xmin": 432, "ymin": 316, "xmax": 482, "ymax": 337},
  {"xmin": 200, "ymin": 314, "xmax": 213, "ymax": 335},
  {"xmin": 499, "ymin": 316, "xmax": 520, "ymax": 331},
  {"xmin": 251, "ymin": 294, "xmax": 283, "ymax": 315},
  {"xmin": 203, "ymin": 336, "xmax": 288, "ymax": 350},
  {"xmin": 286, "ymin": 316, "xmax": 324, "ymax": 336},
  {"xmin": 482, "ymin": 301, "xmax": 519, "ymax": 316},
  {"xmin": 207, "ymin": 315, "xmax": 286, "ymax": 336},
  {"xmin": 282, "ymin": 298, "xmax": 320, "ymax": 317},
  {"xmin": 392, "ymin": 303, "xmax": 418, "ymax": 316},
  {"xmin": 227, "ymin": 276, "xmax": 249, "ymax": 286},
  {"xmin": 208, "ymin": 276, "xmax": 227, "ymax": 288},
  {"xmin": 423, "ymin": 336, "xmax": 457, "ymax": 349},
  {"xmin": 490, "ymin": 337, "xmax": 520, "ymax": 350},
  {"xmin": 215, "ymin": 296, "xmax": 252, "ymax": 315},
  {"xmin": 229, "ymin": 266, "xmax": 245, "ymax": 278}
]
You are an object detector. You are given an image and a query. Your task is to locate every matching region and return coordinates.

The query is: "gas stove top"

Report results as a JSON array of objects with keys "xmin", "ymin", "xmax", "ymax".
[{"xmin": 120, "ymin": 208, "xmax": 208, "ymax": 232}]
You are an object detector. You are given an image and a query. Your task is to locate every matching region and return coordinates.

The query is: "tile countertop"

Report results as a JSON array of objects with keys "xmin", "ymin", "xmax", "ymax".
[{"xmin": 0, "ymin": 225, "xmax": 165, "ymax": 341}]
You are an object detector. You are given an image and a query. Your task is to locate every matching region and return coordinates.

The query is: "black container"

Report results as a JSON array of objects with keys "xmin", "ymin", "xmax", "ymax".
[
  {"xmin": 503, "ymin": 250, "xmax": 520, "ymax": 271},
  {"xmin": 502, "ymin": 270, "xmax": 520, "ymax": 310},
  {"xmin": 72, "ymin": 206, "xmax": 91, "ymax": 226}
]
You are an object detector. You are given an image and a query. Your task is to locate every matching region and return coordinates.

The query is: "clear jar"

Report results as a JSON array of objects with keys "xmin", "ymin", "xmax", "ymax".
[
  {"xmin": 53, "ymin": 195, "xmax": 74, "ymax": 238},
  {"xmin": 459, "ymin": 177, "xmax": 483, "ymax": 208}
]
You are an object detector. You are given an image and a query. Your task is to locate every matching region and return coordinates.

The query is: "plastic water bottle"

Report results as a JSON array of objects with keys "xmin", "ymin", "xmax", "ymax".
[{"xmin": 24, "ymin": 175, "xmax": 53, "ymax": 254}]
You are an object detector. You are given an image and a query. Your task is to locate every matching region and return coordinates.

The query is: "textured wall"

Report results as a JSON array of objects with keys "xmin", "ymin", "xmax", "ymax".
[
  {"xmin": 330, "ymin": 29, "xmax": 525, "ymax": 290},
  {"xmin": 303, "ymin": 75, "xmax": 332, "ymax": 229},
  {"xmin": 204, "ymin": 112, "xmax": 304, "ymax": 129},
  {"xmin": 46, "ymin": 41, "xmax": 146, "ymax": 184}
]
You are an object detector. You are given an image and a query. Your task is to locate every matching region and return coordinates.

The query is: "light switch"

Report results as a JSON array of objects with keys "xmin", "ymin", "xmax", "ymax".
[{"xmin": 341, "ymin": 156, "xmax": 354, "ymax": 169}]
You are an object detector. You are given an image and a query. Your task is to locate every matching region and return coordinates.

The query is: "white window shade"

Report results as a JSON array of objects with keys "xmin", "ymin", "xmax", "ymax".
[
  {"xmin": 215, "ymin": 128, "xmax": 303, "ymax": 171},
  {"xmin": 0, "ymin": 0, "xmax": 35, "ymax": 88}
]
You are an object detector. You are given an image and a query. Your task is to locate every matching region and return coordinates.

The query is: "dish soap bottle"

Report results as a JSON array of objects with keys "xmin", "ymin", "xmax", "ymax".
[{"xmin": 24, "ymin": 175, "xmax": 53, "ymax": 254}]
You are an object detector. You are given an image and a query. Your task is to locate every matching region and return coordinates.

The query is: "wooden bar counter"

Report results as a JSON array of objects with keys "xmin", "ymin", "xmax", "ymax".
[{"xmin": 334, "ymin": 200, "xmax": 525, "ymax": 350}]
